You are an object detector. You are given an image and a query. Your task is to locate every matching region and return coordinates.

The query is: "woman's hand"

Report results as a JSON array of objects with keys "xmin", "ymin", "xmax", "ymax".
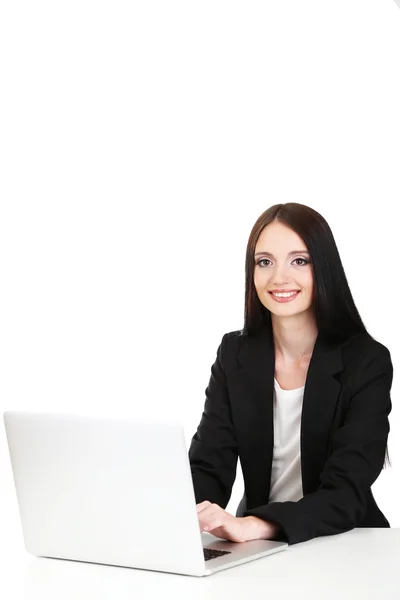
[{"xmin": 196, "ymin": 501, "xmax": 281, "ymax": 543}]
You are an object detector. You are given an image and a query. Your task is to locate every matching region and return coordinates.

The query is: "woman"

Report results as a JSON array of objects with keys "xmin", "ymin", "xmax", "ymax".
[{"xmin": 189, "ymin": 203, "xmax": 393, "ymax": 545}]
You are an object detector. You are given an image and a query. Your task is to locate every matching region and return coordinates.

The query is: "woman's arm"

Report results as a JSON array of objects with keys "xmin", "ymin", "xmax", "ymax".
[{"xmin": 188, "ymin": 333, "xmax": 239, "ymax": 509}]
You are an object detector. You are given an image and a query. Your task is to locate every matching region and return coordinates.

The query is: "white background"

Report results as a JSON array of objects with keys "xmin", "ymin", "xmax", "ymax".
[{"xmin": 1, "ymin": 0, "xmax": 399, "ymax": 558}]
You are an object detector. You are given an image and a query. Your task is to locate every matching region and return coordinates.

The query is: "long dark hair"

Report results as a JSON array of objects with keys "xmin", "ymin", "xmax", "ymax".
[{"xmin": 239, "ymin": 202, "xmax": 391, "ymax": 469}]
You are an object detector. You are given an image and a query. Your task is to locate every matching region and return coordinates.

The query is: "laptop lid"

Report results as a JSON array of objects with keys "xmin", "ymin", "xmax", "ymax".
[{"xmin": 3, "ymin": 411, "xmax": 207, "ymax": 576}]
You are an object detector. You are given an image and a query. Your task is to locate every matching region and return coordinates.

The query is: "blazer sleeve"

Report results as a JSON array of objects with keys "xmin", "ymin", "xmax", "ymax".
[
  {"xmin": 243, "ymin": 343, "xmax": 394, "ymax": 545},
  {"xmin": 188, "ymin": 333, "xmax": 239, "ymax": 508}
]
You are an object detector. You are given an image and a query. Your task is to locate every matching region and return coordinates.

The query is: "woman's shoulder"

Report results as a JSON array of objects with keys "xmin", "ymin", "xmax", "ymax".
[
  {"xmin": 224, "ymin": 329, "xmax": 245, "ymax": 341},
  {"xmin": 217, "ymin": 329, "xmax": 246, "ymax": 369},
  {"xmin": 218, "ymin": 328, "xmax": 246, "ymax": 345},
  {"xmin": 341, "ymin": 331, "xmax": 392, "ymax": 372},
  {"xmin": 340, "ymin": 332, "xmax": 394, "ymax": 397}
]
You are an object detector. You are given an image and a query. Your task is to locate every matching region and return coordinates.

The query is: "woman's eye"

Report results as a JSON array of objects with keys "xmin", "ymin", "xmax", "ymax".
[{"xmin": 256, "ymin": 258, "xmax": 309, "ymax": 267}]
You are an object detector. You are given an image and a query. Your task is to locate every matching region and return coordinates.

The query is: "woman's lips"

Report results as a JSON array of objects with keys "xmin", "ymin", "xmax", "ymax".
[{"xmin": 268, "ymin": 291, "xmax": 300, "ymax": 303}]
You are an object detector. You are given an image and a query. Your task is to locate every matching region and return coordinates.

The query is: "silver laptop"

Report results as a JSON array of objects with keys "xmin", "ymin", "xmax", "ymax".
[{"xmin": 3, "ymin": 410, "xmax": 288, "ymax": 576}]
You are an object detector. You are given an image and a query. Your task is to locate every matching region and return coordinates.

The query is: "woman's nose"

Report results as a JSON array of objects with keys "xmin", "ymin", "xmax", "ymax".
[{"xmin": 271, "ymin": 264, "xmax": 290, "ymax": 282}]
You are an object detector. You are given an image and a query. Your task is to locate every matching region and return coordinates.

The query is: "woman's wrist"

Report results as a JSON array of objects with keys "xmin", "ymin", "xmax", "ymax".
[{"xmin": 242, "ymin": 516, "xmax": 282, "ymax": 541}]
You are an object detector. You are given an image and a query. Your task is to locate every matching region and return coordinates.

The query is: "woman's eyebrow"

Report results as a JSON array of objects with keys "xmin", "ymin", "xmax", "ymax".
[{"xmin": 254, "ymin": 250, "xmax": 310, "ymax": 258}]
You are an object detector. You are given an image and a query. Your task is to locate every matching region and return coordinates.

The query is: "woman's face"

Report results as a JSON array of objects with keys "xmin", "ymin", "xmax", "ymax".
[{"xmin": 253, "ymin": 221, "xmax": 314, "ymax": 318}]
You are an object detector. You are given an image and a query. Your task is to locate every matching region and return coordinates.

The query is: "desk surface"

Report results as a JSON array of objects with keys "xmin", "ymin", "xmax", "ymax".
[{"xmin": 1, "ymin": 528, "xmax": 399, "ymax": 600}]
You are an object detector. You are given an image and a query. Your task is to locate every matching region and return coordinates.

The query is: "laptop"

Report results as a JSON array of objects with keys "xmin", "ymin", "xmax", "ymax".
[{"xmin": 3, "ymin": 410, "xmax": 288, "ymax": 576}]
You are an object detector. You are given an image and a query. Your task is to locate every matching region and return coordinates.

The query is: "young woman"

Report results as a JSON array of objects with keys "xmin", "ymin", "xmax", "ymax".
[{"xmin": 189, "ymin": 203, "xmax": 393, "ymax": 545}]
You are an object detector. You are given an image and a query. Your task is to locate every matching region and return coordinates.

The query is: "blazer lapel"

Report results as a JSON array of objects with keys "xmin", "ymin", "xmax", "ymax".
[{"xmin": 229, "ymin": 324, "xmax": 344, "ymax": 509}]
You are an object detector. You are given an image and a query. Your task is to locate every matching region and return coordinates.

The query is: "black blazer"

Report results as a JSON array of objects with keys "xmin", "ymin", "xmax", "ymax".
[{"xmin": 188, "ymin": 325, "xmax": 393, "ymax": 545}]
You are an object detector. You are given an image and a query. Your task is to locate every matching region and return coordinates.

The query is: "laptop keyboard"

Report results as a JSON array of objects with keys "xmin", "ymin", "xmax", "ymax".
[{"xmin": 203, "ymin": 548, "xmax": 232, "ymax": 561}]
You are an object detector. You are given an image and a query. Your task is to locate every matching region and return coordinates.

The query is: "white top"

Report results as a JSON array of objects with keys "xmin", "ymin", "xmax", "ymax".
[{"xmin": 269, "ymin": 377, "xmax": 305, "ymax": 503}]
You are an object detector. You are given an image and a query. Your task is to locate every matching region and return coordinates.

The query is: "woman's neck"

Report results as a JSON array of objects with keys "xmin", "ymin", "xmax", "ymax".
[{"xmin": 271, "ymin": 315, "xmax": 318, "ymax": 365}]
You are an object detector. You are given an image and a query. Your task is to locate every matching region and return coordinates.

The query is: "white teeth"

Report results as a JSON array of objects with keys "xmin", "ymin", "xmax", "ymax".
[{"xmin": 271, "ymin": 291, "xmax": 298, "ymax": 298}]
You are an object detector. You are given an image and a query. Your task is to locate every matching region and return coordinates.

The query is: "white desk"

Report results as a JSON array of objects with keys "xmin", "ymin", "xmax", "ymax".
[{"xmin": 1, "ymin": 529, "xmax": 399, "ymax": 600}]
